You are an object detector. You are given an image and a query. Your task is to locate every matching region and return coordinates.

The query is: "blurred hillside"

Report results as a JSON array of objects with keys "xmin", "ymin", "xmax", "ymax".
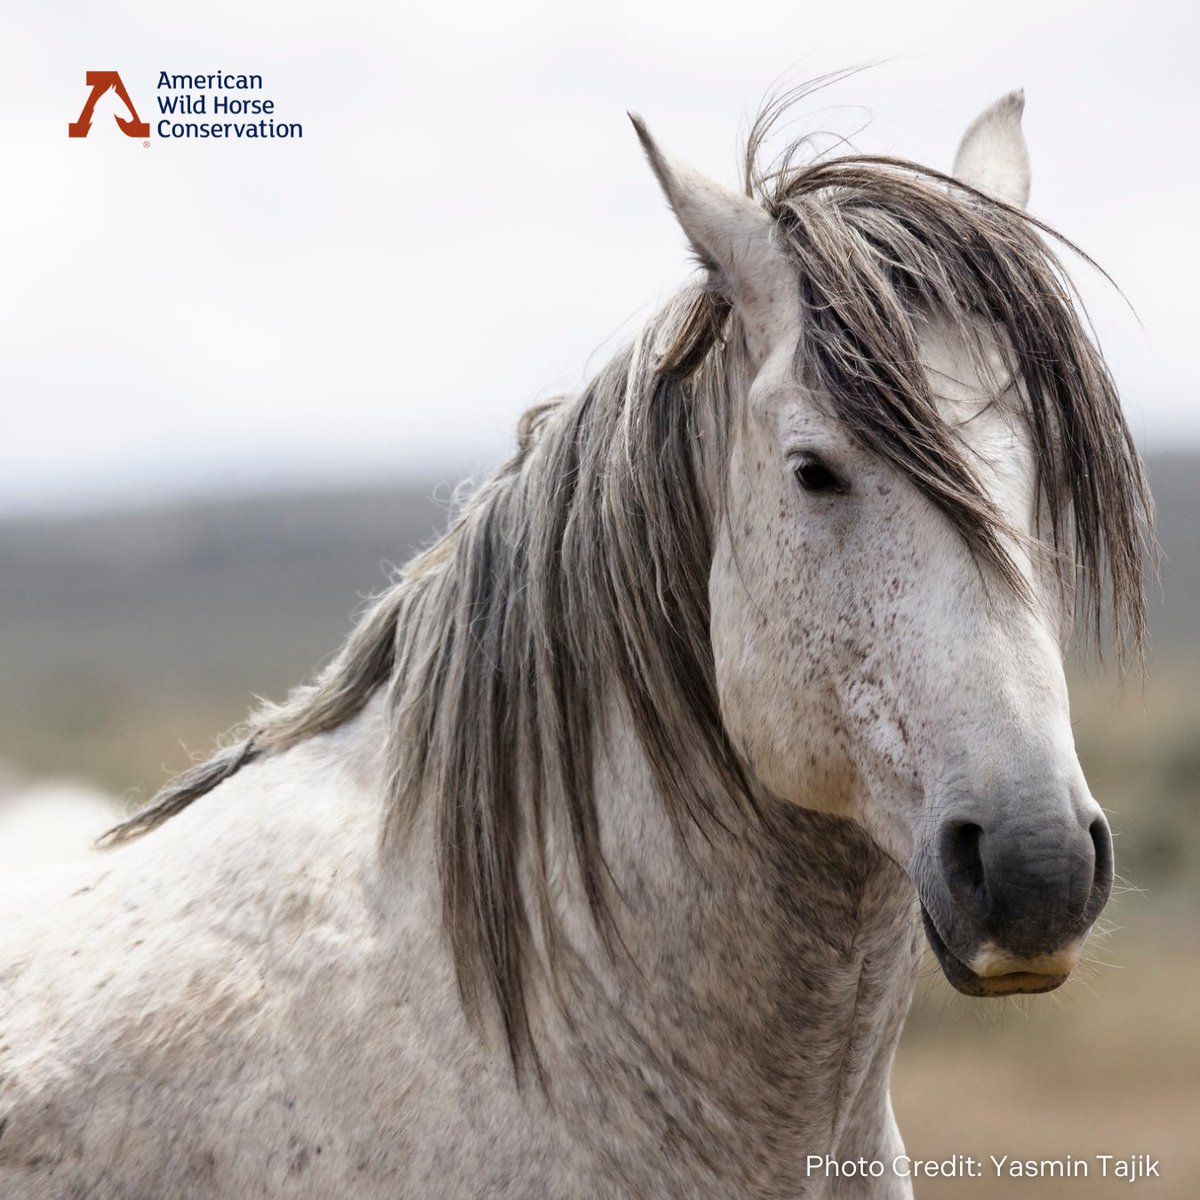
[
  {"xmin": 0, "ymin": 481, "xmax": 453, "ymax": 798},
  {"xmin": 1142, "ymin": 453, "xmax": 1199, "ymax": 649}
]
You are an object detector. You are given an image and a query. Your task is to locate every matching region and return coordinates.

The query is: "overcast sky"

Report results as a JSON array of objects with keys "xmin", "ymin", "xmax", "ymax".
[{"xmin": 2, "ymin": 0, "xmax": 1196, "ymax": 513}]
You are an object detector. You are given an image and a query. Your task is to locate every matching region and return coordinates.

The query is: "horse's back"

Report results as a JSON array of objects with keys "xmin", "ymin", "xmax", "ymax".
[{"xmin": 0, "ymin": 725, "xmax": 396, "ymax": 1198}]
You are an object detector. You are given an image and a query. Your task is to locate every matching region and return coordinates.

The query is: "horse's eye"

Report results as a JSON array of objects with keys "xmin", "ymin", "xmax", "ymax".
[{"xmin": 793, "ymin": 454, "xmax": 844, "ymax": 494}]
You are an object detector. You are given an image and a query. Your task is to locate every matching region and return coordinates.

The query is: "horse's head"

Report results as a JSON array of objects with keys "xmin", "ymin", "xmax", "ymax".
[{"xmin": 635, "ymin": 94, "xmax": 1148, "ymax": 998}]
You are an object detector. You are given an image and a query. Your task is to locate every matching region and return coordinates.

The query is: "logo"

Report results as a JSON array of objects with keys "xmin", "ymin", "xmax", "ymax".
[
  {"xmin": 68, "ymin": 70, "xmax": 303, "ymax": 143},
  {"xmin": 69, "ymin": 71, "xmax": 150, "ymax": 139}
]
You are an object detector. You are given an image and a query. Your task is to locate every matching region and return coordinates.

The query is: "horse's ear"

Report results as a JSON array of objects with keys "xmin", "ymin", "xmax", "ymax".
[
  {"xmin": 630, "ymin": 114, "xmax": 793, "ymax": 359},
  {"xmin": 952, "ymin": 90, "xmax": 1031, "ymax": 209}
]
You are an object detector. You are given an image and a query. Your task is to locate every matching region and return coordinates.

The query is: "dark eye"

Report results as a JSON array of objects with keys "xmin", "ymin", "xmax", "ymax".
[{"xmin": 792, "ymin": 454, "xmax": 844, "ymax": 494}]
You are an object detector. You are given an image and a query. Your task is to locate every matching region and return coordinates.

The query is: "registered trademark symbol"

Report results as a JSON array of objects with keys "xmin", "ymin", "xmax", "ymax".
[{"xmin": 143, "ymin": 140, "xmax": 150, "ymax": 148}]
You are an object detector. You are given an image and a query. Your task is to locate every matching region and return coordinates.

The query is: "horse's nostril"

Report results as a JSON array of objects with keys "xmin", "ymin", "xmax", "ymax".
[
  {"xmin": 1084, "ymin": 816, "xmax": 1114, "ymax": 924},
  {"xmin": 1089, "ymin": 818, "xmax": 1110, "ymax": 872},
  {"xmin": 939, "ymin": 821, "xmax": 988, "ymax": 921},
  {"xmin": 933, "ymin": 809, "xmax": 1114, "ymax": 958}
]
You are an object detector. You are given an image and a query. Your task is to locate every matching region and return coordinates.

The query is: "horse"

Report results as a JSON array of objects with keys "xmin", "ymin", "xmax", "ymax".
[{"xmin": 0, "ymin": 87, "xmax": 1150, "ymax": 1198}]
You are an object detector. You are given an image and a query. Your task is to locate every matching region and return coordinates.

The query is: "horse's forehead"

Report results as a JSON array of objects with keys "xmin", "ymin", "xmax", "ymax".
[
  {"xmin": 752, "ymin": 308, "xmax": 1024, "ymax": 446},
  {"xmin": 919, "ymin": 312, "xmax": 1034, "ymax": 462},
  {"xmin": 920, "ymin": 311, "xmax": 1039, "ymax": 523},
  {"xmin": 918, "ymin": 311, "xmax": 1013, "ymax": 419}
]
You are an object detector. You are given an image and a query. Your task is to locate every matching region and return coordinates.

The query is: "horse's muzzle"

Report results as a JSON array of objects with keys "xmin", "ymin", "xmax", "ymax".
[{"xmin": 917, "ymin": 805, "xmax": 1113, "ymax": 996}]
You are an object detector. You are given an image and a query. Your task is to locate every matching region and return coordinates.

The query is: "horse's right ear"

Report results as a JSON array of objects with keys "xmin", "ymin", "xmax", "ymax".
[{"xmin": 630, "ymin": 114, "xmax": 794, "ymax": 361}]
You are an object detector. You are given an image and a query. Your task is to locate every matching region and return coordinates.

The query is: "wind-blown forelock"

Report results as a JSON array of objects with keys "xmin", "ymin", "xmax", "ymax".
[
  {"xmin": 99, "ymin": 99, "xmax": 1152, "ymax": 1077},
  {"xmin": 760, "ymin": 154, "xmax": 1151, "ymax": 654}
]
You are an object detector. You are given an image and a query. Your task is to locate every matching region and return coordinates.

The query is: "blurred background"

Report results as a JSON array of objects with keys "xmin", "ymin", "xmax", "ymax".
[{"xmin": 2, "ymin": 1, "xmax": 1196, "ymax": 1194}]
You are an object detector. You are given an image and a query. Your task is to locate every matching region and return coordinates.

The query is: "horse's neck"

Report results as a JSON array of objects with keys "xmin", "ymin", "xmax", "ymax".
[{"xmin": 523, "ymin": 702, "xmax": 922, "ymax": 1183}]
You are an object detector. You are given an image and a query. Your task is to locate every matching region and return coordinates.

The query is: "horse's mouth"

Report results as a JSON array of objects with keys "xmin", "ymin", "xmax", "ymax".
[{"xmin": 920, "ymin": 906, "xmax": 1070, "ymax": 997}]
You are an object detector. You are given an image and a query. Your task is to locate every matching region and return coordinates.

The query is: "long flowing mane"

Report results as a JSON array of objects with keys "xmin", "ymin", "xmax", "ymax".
[{"xmin": 100, "ymin": 97, "xmax": 1152, "ymax": 1072}]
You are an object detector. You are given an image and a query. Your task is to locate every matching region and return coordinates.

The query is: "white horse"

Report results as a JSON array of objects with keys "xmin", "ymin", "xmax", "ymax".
[{"xmin": 1, "ymin": 89, "xmax": 1149, "ymax": 1198}]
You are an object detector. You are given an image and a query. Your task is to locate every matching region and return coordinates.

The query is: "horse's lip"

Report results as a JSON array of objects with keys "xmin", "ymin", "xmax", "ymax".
[{"xmin": 919, "ymin": 905, "xmax": 1069, "ymax": 997}]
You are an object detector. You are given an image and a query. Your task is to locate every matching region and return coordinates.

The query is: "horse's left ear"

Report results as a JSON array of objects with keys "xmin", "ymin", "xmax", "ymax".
[
  {"xmin": 630, "ymin": 114, "xmax": 794, "ymax": 360},
  {"xmin": 952, "ymin": 90, "xmax": 1031, "ymax": 209}
]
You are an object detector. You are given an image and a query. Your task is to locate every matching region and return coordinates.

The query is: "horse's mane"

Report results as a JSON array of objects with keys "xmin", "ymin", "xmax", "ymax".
[{"xmin": 100, "ymin": 94, "xmax": 1152, "ymax": 1075}]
